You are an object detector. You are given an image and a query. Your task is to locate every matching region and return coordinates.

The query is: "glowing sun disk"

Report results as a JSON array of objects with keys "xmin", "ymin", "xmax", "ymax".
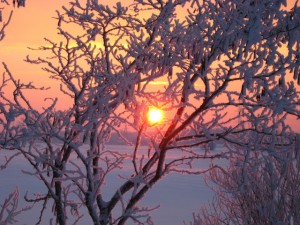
[{"xmin": 148, "ymin": 108, "xmax": 163, "ymax": 124}]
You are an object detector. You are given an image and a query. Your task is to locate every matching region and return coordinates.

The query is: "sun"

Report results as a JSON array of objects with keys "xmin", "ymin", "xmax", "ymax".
[{"xmin": 147, "ymin": 108, "xmax": 164, "ymax": 124}]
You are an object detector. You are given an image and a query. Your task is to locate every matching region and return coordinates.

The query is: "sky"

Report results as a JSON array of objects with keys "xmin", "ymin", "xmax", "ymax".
[
  {"xmin": 0, "ymin": 1, "xmax": 68, "ymax": 108},
  {"xmin": 0, "ymin": 0, "xmax": 299, "ymax": 131}
]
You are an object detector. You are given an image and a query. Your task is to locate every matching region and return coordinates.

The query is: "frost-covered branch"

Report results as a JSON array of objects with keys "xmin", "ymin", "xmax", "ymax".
[
  {"xmin": 0, "ymin": 0, "xmax": 26, "ymax": 41},
  {"xmin": 0, "ymin": 189, "xmax": 31, "ymax": 225}
]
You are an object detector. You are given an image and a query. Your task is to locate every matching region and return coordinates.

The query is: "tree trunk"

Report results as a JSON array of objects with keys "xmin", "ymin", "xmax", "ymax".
[{"xmin": 53, "ymin": 163, "xmax": 66, "ymax": 225}]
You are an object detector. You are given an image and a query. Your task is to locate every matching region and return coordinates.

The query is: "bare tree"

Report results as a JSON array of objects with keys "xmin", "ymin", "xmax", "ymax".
[{"xmin": 0, "ymin": 0, "xmax": 300, "ymax": 224}]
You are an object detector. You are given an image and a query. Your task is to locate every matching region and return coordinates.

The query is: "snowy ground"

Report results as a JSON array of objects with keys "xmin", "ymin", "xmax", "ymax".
[{"xmin": 0, "ymin": 145, "xmax": 219, "ymax": 225}]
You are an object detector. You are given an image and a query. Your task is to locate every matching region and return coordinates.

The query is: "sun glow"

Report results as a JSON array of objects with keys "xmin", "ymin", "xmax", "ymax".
[{"xmin": 147, "ymin": 108, "xmax": 164, "ymax": 124}]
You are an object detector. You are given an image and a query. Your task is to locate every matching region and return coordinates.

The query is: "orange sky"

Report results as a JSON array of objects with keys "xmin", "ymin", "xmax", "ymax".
[
  {"xmin": 0, "ymin": 0, "xmax": 299, "ymax": 131},
  {"xmin": 0, "ymin": 1, "xmax": 67, "ymax": 107}
]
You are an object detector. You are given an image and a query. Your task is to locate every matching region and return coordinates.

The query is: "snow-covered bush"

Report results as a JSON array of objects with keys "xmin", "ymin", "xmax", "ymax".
[{"xmin": 189, "ymin": 134, "xmax": 300, "ymax": 225}]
